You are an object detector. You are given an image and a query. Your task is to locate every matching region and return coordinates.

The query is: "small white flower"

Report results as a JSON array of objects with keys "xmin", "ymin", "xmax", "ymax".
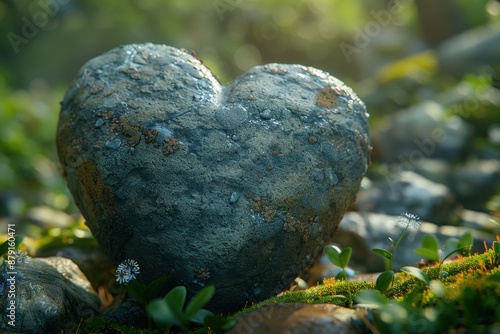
[
  {"xmin": 399, "ymin": 212, "xmax": 421, "ymax": 229},
  {"xmin": 115, "ymin": 259, "xmax": 140, "ymax": 284}
]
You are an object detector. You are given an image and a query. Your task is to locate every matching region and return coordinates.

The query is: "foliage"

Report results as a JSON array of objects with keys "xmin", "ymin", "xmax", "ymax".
[
  {"xmin": 146, "ymin": 285, "xmax": 233, "ymax": 333},
  {"xmin": 113, "ymin": 259, "xmax": 232, "ymax": 333},
  {"xmin": 414, "ymin": 231, "xmax": 473, "ymax": 277},
  {"xmin": 318, "ymin": 215, "xmax": 495, "ymax": 333},
  {"xmin": 324, "ymin": 245, "xmax": 352, "ymax": 306},
  {"xmin": 371, "ymin": 213, "xmax": 421, "ymax": 291}
]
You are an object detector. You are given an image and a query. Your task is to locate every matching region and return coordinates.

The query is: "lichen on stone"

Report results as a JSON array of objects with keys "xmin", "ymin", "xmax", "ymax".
[
  {"xmin": 75, "ymin": 160, "xmax": 116, "ymax": 229},
  {"xmin": 315, "ymin": 86, "xmax": 339, "ymax": 108}
]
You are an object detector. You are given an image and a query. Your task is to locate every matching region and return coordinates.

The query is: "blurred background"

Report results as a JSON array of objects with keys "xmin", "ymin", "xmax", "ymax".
[{"xmin": 1, "ymin": 0, "xmax": 500, "ymax": 288}]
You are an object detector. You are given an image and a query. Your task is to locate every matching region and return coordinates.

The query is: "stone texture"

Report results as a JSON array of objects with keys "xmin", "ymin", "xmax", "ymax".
[
  {"xmin": 372, "ymin": 100, "xmax": 472, "ymax": 163},
  {"xmin": 0, "ymin": 257, "xmax": 100, "ymax": 334},
  {"xmin": 226, "ymin": 303, "xmax": 363, "ymax": 334},
  {"xmin": 451, "ymin": 159, "xmax": 500, "ymax": 211},
  {"xmin": 356, "ymin": 171, "xmax": 456, "ymax": 224},
  {"xmin": 56, "ymin": 43, "xmax": 371, "ymax": 312}
]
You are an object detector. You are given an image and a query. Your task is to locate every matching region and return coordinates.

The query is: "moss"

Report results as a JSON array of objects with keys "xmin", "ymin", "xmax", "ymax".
[{"xmin": 82, "ymin": 250, "xmax": 500, "ymax": 333}]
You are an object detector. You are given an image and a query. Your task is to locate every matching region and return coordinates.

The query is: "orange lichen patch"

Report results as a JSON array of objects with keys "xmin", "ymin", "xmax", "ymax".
[
  {"xmin": 118, "ymin": 115, "xmax": 141, "ymax": 147},
  {"xmin": 162, "ymin": 137, "xmax": 180, "ymax": 156},
  {"xmin": 308, "ymin": 136, "xmax": 318, "ymax": 144},
  {"xmin": 89, "ymin": 81, "xmax": 105, "ymax": 94},
  {"xmin": 76, "ymin": 160, "xmax": 116, "ymax": 230},
  {"xmin": 250, "ymin": 197, "xmax": 276, "ymax": 222},
  {"xmin": 315, "ymin": 86, "xmax": 338, "ymax": 108},
  {"xmin": 283, "ymin": 213, "xmax": 311, "ymax": 242},
  {"xmin": 194, "ymin": 267, "xmax": 211, "ymax": 281},
  {"xmin": 141, "ymin": 128, "xmax": 158, "ymax": 143}
]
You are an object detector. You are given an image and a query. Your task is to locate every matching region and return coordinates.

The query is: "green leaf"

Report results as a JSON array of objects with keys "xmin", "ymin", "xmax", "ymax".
[
  {"xmin": 493, "ymin": 241, "xmax": 500, "ymax": 254},
  {"xmin": 338, "ymin": 247, "xmax": 352, "ymax": 268},
  {"xmin": 401, "ymin": 266, "xmax": 430, "ymax": 286},
  {"xmin": 414, "ymin": 248, "xmax": 440, "ymax": 261},
  {"xmin": 458, "ymin": 230, "xmax": 473, "ymax": 248},
  {"xmin": 354, "ymin": 289, "xmax": 389, "ymax": 308},
  {"xmin": 146, "ymin": 299, "xmax": 174, "ymax": 332},
  {"xmin": 443, "ymin": 246, "xmax": 472, "ymax": 263},
  {"xmin": 324, "ymin": 245, "xmax": 342, "ymax": 267},
  {"xmin": 444, "ymin": 238, "xmax": 458, "ymax": 253},
  {"xmin": 164, "ymin": 286, "xmax": 187, "ymax": 314},
  {"xmin": 189, "ymin": 308, "xmax": 212, "ymax": 325},
  {"xmin": 375, "ymin": 270, "xmax": 394, "ymax": 293},
  {"xmin": 457, "ymin": 230, "xmax": 473, "ymax": 256},
  {"xmin": 0, "ymin": 236, "xmax": 25, "ymax": 256},
  {"xmin": 371, "ymin": 248, "xmax": 393, "ymax": 260},
  {"xmin": 421, "ymin": 234, "xmax": 439, "ymax": 253},
  {"xmin": 489, "ymin": 218, "xmax": 500, "ymax": 227},
  {"xmin": 185, "ymin": 285, "xmax": 215, "ymax": 318},
  {"xmin": 125, "ymin": 280, "xmax": 148, "ymax": 306},
  {"xmin": 144, "ymin": 275, "xmax": 171, "ymax": 300}
]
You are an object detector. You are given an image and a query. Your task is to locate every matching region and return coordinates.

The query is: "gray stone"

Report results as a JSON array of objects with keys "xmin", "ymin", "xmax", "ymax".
[
  {"xmin": 332, "ymin": 212, "xmax": 494, "ymax": 272},
  {"xmin": 372, "ymin": 100, "xmax": 472, "ymax": 163},
  {"xmin": 226, "ymin": 303, "xmax": 363, "ymax": 334},
  {"xmin": 0, "ymin": 257, "xmax": 100, "ymax": 334},
  {"xmin": 451, "ymin": 159, "xmax": 500, "ymax": 211},
  {"xmin": 56, "ymin": 43, "xmax": 371, "ymax": 312},
  {"xmin": 356, "ymin": 171, "xmax": 456, "ymax": 224},
  {"xmin": 437, "ymin": 24, "xmax": 500, "ymax": 78},
  {"xmin": 459, "ymin": 209, "xmax": 500, "ymax": 234},
  {"xmin": 411, "ymin": 158, "xmax": 452, "ymax": 187}
]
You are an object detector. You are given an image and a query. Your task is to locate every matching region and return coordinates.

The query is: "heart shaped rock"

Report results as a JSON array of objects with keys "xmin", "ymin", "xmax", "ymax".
[{"xmin": 57, "ymin": 43, "xmax": 370, "ymax": 312}]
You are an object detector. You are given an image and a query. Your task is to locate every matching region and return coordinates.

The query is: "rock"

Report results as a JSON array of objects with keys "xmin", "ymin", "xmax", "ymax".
[
  {"xmin": 437, "ymin": 24, "xmax": 500, "ymax": 78},
  {"xmin": 459, "ymin": 209, "xmax": 500, "ymax": 234},
  {"xmin": 56, "ymin": 43, "xmax": 371, "ymax": 312},
  {"xmin": 0, "ymin": 256, "xmax": 100, "ymax": 333},
  {"xmin": 332, "ymin": 212, "xmax": 493, "ymax": 272},
  {"xmin": 372, "ymin": 100, "xmax": 472, "ymax": 163},
  {"xmin": 35, "ymin": 246, "xmax": 114, "ymax": 290},
  {"xmin": 226, "ymin": 303, "xmax": 363, "ymax": 334},
  {"xmin": 356, "ymin": 171, "xmax": 456, "ymax": 224},
  {"xmin": 451, "ymin": 159, "xmax": 500, "ymax": 211}
]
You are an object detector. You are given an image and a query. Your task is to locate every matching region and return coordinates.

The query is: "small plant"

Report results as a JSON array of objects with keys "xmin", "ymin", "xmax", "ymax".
[
  {"xmin": 371, "ymin": 212, "xmax": 421, "ymax": 292},
  {"xmin": 115, "ymin": 259, "xmax": 171, "ymax": 308},
  {"xmin": 354, "ymin": 280, "xmax": 458, "ymax": 334},
  {"xmin": 413, "ymin": 230, "xmax": 473, "ymax": 277},
  {"xmin": 146, "ymin": 285, "xmax": 233, "ymax": 333},
  {"xmin": 324, "ymin": 245, "xmax": 353, "ymax": 307},
  {"xmin": 115, "ymin": 259, "xmax": 233, "ymax": 333},
  {"xmin": 493, "ymin": 240, "xmax": 500, "ymax": 266}
]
